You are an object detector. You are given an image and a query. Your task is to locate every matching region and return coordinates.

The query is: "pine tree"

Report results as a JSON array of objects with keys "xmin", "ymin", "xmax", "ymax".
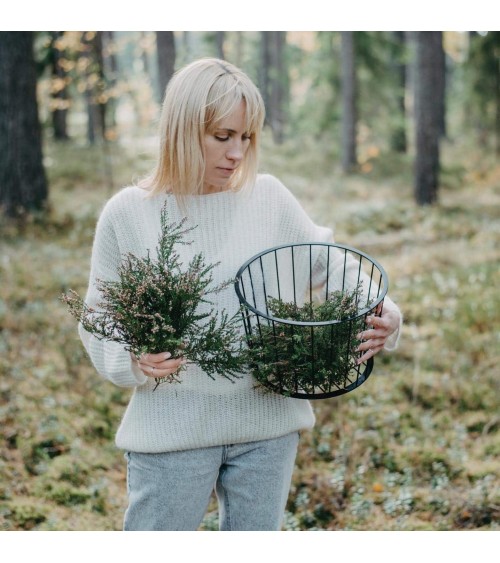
[
  {"xmin": 414, "ymin": 31, "xmax": 443, "ymax": 205},
  {"xmin": 0, "ymin": 32, "xmax": 48, "ymax": 218}
]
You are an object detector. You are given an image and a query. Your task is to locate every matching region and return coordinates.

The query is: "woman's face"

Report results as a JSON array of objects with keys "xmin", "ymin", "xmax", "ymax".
[{"xmin": 203, "ymin": 100, "xmax": 251, "ymax": 194}]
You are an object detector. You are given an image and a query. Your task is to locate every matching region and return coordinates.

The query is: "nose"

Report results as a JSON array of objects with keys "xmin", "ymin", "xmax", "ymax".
[{"xmin": 226, "ymin": 140, "xmax": 244, "ymax": 162}]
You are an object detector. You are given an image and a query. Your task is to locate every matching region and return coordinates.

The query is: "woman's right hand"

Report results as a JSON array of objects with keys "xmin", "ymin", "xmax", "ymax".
[{"xmin": 131, "ymin": 351, "xmax": 186, "ymax": 379}]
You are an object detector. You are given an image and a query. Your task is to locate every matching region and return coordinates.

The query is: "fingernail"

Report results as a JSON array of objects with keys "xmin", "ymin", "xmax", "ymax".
[{"xmin": 165, "ymin": 353, "xmax": 171, "ymax": 360}]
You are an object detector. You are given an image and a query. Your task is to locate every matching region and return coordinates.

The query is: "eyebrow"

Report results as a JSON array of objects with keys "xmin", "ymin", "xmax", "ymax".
[{"xmin": 214, "ymin": 128, "xmax": 251, "ymax": 136}]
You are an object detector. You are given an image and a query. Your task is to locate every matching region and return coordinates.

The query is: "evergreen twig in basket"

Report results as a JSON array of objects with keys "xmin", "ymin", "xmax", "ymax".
[
  {"xmin": 61, "ymin": 204, "xmax": 247, "ymax": 391},
  {"xmin": 246, "ymin": 284, "xmax": 368, "ymax": 396}
]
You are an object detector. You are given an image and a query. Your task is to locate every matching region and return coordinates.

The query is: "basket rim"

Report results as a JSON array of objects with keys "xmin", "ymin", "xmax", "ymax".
[{"xmin": 234, "ymin": 241, "xmax": 389, "ymax": 327}]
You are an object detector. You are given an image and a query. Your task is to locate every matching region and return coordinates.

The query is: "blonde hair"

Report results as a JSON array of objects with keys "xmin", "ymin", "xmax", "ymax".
[{"xmin": 141, "ymin": 58, "xmax": 265, "ymax": 198}]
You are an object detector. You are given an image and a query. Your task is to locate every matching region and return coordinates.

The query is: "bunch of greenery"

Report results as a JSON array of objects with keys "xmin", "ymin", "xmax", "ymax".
[
  {"xmin": 61, "ymin": 204, "xmax": 247, "ymax": 391},
  {"xmin": 246, "ymin": 284, "xmax": 369, "ymax": 396}
]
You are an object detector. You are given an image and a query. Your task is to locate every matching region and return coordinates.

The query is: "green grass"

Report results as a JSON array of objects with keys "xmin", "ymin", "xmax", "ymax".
[{"xmin": 0, "ymin": 132, "xmax": 498, "ymax": 531}]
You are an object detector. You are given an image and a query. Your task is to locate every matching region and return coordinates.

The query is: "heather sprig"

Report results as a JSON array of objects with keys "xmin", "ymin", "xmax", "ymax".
[
  {"xmin": 62, "ymin": 204, "xmax": 247, "ymax": 390},
  {"xmin": 245, "ymin": 284, "xmax": 368, "ymax": 396}
]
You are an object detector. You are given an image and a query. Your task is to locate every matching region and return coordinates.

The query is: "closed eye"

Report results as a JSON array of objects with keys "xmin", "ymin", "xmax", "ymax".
[{"xmin": 214, "ymin": 132, "xmax": 252, "ymax": 142}]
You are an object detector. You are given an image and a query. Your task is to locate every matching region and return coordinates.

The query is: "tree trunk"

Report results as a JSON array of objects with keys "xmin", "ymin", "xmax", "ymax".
[
  {"xmin": 496, "ymin": 49, "xmax": 500, "ymax": 156},
  {"xmin": 268, "ymin": 31, "xmax": 287, "ymax": 144},
  {"xmin": 140, "ymin": 31, "xmax": 150, "ymax": 75},
  {"xmin": 259, "ymin": 31, "xmax": 271, "ymax": 124},
  {"xmin": 390, "ymin": 31, "xmax": 407, "ymax": 153},
  {"xmin": 216, "ymin": 31, "xmax": 225, "ymax": 60},
  {"xmin": 341, "ymin": 31, "xmax": 357, "ymax": 172},
  {"xmin": 414, "ymin": 31, "xmax": 442, "ymax": 206},
  {"xmin": 50, "ymin": 31, "xmax": 69, "ymax": 141},
  {"xmin": 156, "ymin": 31, "xmax": 176, "ymax": 102},
  {"xmin": 81, "ymin": 31, "xmax": 107, "ymax": 145},
  {"xmin": 102, "ymin": 31, "xmax": 119, "ymax": 130},
  {"xmin": 435, "ymin": 31, "xmax": 446, "ymax": 138},
  {"xmin": 235, "ymin": 31, "xmax": 244, "ymax": 67},
  {"xmin": 182, "ymin": 31, "xmax": 193, "ymax": 65},
  {"xmin": 0, "ymin": 32, "xmax": 48, "ymax": 218},
  {"xmin": 405, "ymin": 31, "xmax": 417, "ymax": 121}
]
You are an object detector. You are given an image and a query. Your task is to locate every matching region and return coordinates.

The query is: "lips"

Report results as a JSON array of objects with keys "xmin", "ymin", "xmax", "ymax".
[{"xmin": 217, "ymin": 167, "xmax": 236, "ymax": 176}]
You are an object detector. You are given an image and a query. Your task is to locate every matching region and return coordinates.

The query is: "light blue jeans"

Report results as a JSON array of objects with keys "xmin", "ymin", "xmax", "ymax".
[{"xmin": 123, "ymin": 431, "xmax": 299, "ymax": 531}]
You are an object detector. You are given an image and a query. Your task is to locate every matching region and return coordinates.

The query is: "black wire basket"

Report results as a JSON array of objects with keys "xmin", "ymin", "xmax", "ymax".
[{"xmin": 234, "ymin": 243, "xmax": 389, "ymax": 399}]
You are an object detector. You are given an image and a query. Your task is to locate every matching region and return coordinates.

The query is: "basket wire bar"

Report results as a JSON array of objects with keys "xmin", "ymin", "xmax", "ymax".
[
  {"xmin": 234, "ymin": 243, "xmax": 388, "ymax": 399},
  {"xmin": 325, "ymin": 245, "xmax": 331, "ymax": 299},
  {"xmin": 259, "ymin": 256, "xmax": 270, "ymax": 318},
  {"xmin": 309, "ymin": 245, "xmax": 313, "ymax": 305},
  {"xmin": 274, "ymin": 252, "xmax": 281, "ymax": 302}
]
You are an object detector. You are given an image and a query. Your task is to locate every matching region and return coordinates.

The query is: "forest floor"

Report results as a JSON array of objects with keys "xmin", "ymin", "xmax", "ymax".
[{"xmin": 0, "ymin": 131, "xmax": 498, "ymax": 532}]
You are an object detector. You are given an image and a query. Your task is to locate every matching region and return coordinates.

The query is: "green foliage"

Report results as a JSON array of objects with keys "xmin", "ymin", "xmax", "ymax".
[
  {"xmin": 61, "ymin": 204, "xmax": 247, "ymax": 389},
  {"xmin": 465, "ymin": 32, "xmax": 500, "ymax": 136},
  {"xmin": 289, "ymin": 31, "xmax": 408, "ymax": 148},
  {"xmin": 41, "ymin": 483, "xmax": 92, "ymax": 506},
  {"xmin": 8, "ymin": 503, "xmax": 47, "ymax": 530},
  {"xmin": 246, "ymin": 285, "xmax": 368, "ymax": 396}
]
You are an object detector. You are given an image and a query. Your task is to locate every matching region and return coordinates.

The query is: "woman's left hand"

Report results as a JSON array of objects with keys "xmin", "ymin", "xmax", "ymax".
[
  {"xmin": 131, "ymin": 351, "xmax": 186, "ymax": 379},
  {"xmin": 356, "ymin": 309, "xmax": 400, "ymax": 365}
]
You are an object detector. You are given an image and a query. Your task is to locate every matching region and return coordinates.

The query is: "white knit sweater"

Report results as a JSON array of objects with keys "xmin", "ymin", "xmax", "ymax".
[{"xmin": 79, "ymin": 174, "xmax": 401, "ymax": 453}]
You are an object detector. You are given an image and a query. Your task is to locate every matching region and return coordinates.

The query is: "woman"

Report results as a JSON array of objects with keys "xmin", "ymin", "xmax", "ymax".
[{"xmin": 79, "ymin": 58, "xmax": 402, "ymax": 531}]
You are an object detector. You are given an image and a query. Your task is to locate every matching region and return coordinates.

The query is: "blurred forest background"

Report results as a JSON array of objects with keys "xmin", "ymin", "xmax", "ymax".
[{"xmin": 0, "ymin": 31, "xmax": 498, "ymax": 531}]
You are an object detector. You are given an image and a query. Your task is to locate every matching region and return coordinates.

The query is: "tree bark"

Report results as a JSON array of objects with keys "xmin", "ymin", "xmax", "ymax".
[
  {"xmin": 81, "ymin": 31, "xmax": 107, "ymax": 144},
  {"xmin": 140, "ymin": 31, "xmax": 151, "ymax": 75},
  {"xmin": 259, "ymin": 31, "xmax": 271, "ymax": 124},
  {"xmin": 435, "ymin": 31, "xmax": 446, "ymax": 138},
  {"xmin": 50, "ymin": 31, "xmax": 69, "ymax": 141},
  {"xmin": 496, "ymin": 49, "xmax": 500, "ymax": 156},
  {"xmin": 216, "ymin": 31, "xmax": 225, "ymax": 60},
  {"xmin": 414, "ymin": 31, "xmax": 442, "ymax": 206},
  {"xmin": 0, "ymin": 32, "xmax": 48, "ymax": 218},
  {"xmin": 341, "ymin": 31, "xmax": 357, "ymax": 172},
  {"xmin": 182, "ymin": 31, "xmax": 193, "ymax": 65},
  {"xmin": 156, "ymin": 31, "xmax": 176, "ymax": 102},
  {"xmin": 390, "ymin": 31, "xmax": 407, "ymax": 153},
  {"xmin": 268, "ymin": 31, "xmax": 287, "ymax": 144},
  {"xmin": 234, "ymin": 31, "xmax": 244, "ymax": 67},
  {"xmin": 102, "ymin": 31, "xmax": 119, "ymax": 130}
]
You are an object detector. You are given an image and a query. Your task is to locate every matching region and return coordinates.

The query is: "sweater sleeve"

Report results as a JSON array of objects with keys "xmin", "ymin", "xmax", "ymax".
[
  {"xmin": 272, "ymin": 175, "xmax": 402, "ymax": 351},
  {"xmin": 78, "ymin": 202, "xmax": 148, "ymax": 388},
  {"xmin": 309, "ymin": 229, "xmax": 403, "ymax": 351}
]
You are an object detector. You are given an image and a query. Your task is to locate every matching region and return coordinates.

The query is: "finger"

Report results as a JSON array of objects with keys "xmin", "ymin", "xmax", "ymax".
[
  {"xmin": 157, "ymin": 357, "xmax": 186, "ymax": 371},
  {"xmin": 136, "ymin": 354, "xmax": 185, "ymax": 371},
  {"xmin": 357, "ymin": 336, "xmax": 385, "ymax": 351},
  {"xmin": 139, "ymin": 359, "xmax": 186, "ymax": 379},
  {"xmin": 139, "ymin": 351, "xmax": 173, "ymax": 364},
  {"xmin": 138, "ymin": 357, "xmax": 184, "ymax": 371},
  {"xmin": 356, "ymin": 344, "xmax": 383, "ymax": 365},
  {"xmin": 365, "ymin": 315, "xmax": 387, "ymax": 329},
  {"xmin": 357, "ymin": 327, "xmax": 389, "ymax": 342},
  {"xmin": 358, "ymin": 318, "xmax": 394, "ymax": 340}
]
